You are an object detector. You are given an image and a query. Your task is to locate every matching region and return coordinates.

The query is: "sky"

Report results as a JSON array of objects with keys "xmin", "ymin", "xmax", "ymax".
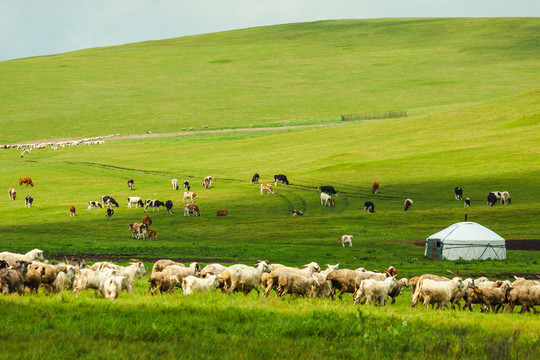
[{"xmin": 1, "ymin": 0, "xmax": 539, "ymax": 61}]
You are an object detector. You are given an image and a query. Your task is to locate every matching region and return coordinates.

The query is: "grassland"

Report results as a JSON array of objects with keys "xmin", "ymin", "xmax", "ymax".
[{"xmin": 0, "ymin": 18, "xmax": 539, "ymax": 359}]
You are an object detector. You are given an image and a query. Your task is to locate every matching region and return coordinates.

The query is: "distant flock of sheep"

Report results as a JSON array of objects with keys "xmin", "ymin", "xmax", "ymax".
[{"xmin": 0, "ymin": 250, "xmax": 538, "ymax": 314}]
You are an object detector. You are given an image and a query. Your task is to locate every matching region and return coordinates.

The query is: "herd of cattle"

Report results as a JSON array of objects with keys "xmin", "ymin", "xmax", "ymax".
[{"xmin": 0, "ymin": 250, "xmax": 538, "ymax": 314}]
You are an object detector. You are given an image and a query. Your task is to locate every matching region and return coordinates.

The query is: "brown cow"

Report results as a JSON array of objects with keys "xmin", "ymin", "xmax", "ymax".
[
  {"xmin": 148, "ymin": 229, "xmax": 157, "ymax": 240},
  {"xmin": 372, "ymin": 182, "xmax": 379, "ymax": 194},
  {"xmin": 70, "ymin": 206, "xmax": 76, "ymax": 217},
  {"xmin": 184, "ymin": 204, "xmax": 201, "ymax": 216},
  {"xmin": 8, "ymin": 188, "xmax": 16, "ymax": 200},
  {"xmin": 142, "ymin": 215, "xmax": 152, "ymax": 227},
  {"xmin": 19, "ymin": 177, "xmax": 34, "ymax": 187},
  {"xmin": 404, "ymin": 199, "xmax": 413, "ymax": 211},
  {"xmin": 216, "ymin": 209, "xmax": 228, "ymax": 216}
]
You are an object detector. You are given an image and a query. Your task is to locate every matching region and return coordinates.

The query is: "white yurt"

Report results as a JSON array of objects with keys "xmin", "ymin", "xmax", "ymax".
[{"xmin": 425, "ymin": 222, "xmax": 506, "ymax": 260}]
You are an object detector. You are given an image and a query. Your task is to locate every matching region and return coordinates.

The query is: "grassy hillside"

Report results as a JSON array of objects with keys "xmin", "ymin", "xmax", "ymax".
[{"xmin": 1, "ymin": 18, "xmax": 540, "ymax": 143}]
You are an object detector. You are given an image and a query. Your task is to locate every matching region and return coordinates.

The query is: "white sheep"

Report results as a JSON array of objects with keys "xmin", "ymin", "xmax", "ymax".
[
  {"xmin": 161, "ymin": 262, "xmax": 201, "ymax": 288},
  {"xmin": 200, "ymin": 263, "xmax": 228, "ymax": 278},
  {"xmin": 262, "ymin": 262, "xmax": 321, "ymax": 297},
  {"xmin": 221, "ymin": 261, "xmax": 271, "ymax": 296},
  {"xmin": 182, "ymin": 275, "xmax": 220, "ymax": 294},
  {"xmin": 312, "ymin": 264, "xmax": 339, "ymax": 299},
  {"xmin": 0, "ymin": 249, "xmax": 44, "ymax": 267},
  {"xmin": 413, "ymin": 277, "xmax": 464, "ymax": 310},
  {"xmin": 99, "ymin": 275, "xmax": 125, "ymax": 300},
  {"xmin": 73, "ymin": 267, "xmax": 115, "ymax": 297},
  {"xmin": 354, "ymin": 276, "xmax": 397, "ymax": 306},
  {"xmin": 151, "ymin": 259, "xmax": 186, "ymax": 273},
  {"xmin": 450, "ymin": 278, "xmax": 475, "ymax": 310},
  {"xmin": 52, "ymin": 266, "xmax": 76, "ymax": 292}
]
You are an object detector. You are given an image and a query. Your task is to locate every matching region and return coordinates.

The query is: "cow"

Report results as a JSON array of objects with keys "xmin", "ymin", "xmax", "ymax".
[
  {"xmin": 144, "ymin": 200, "xmax": 165, "ymax": 212},
  {"xmin": 318, "ymin": 186, "xmax": 338, "ymax": 196},
  {"xmin": 292, "ymin": 210, "xmax": 303, "ymax": 216},
  {"xmin": 183, "ymin": 192, "xmax": 198, "ymax": 203},
  {"xmin": 70, "ymin": 206, "xmax": 76, "ymax": 217},
  {"xmin": 165, "ymin": 200, "xmax": 173, "ymax": 214},
  {"xmin": 88, "ymin": 201, "xmax": 102, "ymax": 210},
  {"xmin": 251, "ymin": 174, "xmax": 260, "ymax": 184},
  {"xmin": 172, "ymin": 179, "xmax": 179, "ymax": 190},
  {"xmin": 490, "ymin": 191, "xmax": 503, "ymax": 204},
  {"xmin": 106, "ymin": 208, "xmax": 114, "ymax": 220},
  {"xmin": 184, "ymin": 204, "xmax": 201, "ymax": 216},
  {"xmin": 371, "ymin": 182, "xmax": 379, "ymax": 194},
  {"xmin": 338, "ymin": 235, "xmax": 353, "ymax": 247},
  {"xmin": 216, "ymin": 209, "xmax": 228, "ymax": 216},
  {"xmin": 260, "ymin": 184, "xmax": 274, "ymax": 194},
  {"xmin": 274, "ymin": 175, "xmax": 289, "ymax": 186},
  {"xmin": 501, "ymin": 191, "xmax": 511, "ymax": 205},
  {"xmin": 487, "ymin": 193, "xmax": 498, "ymax": 207},
  {"xmin": 184, "ymin": 180, "xmax": 190, "ymax": 191},
  {"xmin": 129, "ymin": 223, "xmax": 147, "ymax": 239},
  {"xmin": 203, "ymin": 176, "xmax": 213, "ymax": 189},
  {"xmin": 102, "ymin": 196, "xmax": 119, "ymax": 208},
  {"xmin": 403, "ymin": 199, "xmax": 413, "ymax": 211},
  {"xmin": 148, "ymin": 229, "xmax": 157, "ymax": 240},
  {"xmin": 364, "ymin": 201, "xmax": 375, "ymax": 213},
  {"xmin": 8, "ymin": 188, "xmax": 16, "ymax": 200},
  {"xmin": 320, "ymin": 192, "xmax": 334, "ymax": 207},
  {"xmin": 19, "ymin": 177, "xmax": 34, "ymax": 187},
  {"xmin": 464, "ymin": 198, "xmax": 471, "ymax": 207},
  {"xmin": 25, "ymin": 195, "xmax": 33, "ymax": 208},
  {"xmin": 454, "ymin": 187, "xmax": 463, "ymax": 200},
  {"xmin": 127, "ymin": 196, "xmax": 144, "ymax": 208},
  {"xmin": 142, "ymin": 215, "xmax": 152, "ymax": 227},
  {"xmin": 127, "ymin": 179, "xmax": 134, "ymax": 190}
]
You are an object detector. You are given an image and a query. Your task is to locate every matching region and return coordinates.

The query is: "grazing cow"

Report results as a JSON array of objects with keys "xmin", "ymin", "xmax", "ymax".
[
  {"xmin": 127, "ymin": 179, "xmax": 134, "ymax": 190},
  {"xmin": 88, "ymin": 201, "xmax": 102, "ymax": 210},
  {"xmin": 172, "ymin": 179, "xmax": 179, "ymax": 190},
  {"xmin": 464, "ymin": 198, "xmax": 471, "ymax": 207},
  {"xmin": 106, "ymin": 208, "xmax": 114, "ymax": 220},
  {"xmin": 487, "ymin": 193, "xmax": 498, "ymax": 207},
  {"xmin": 203, "ymin": 176, "xmax": 213, "ymax": 189},
  {"xmin": 102, "ymin": 196, "xmax": 119, "ymax": 208},
  {"xmin": 260, "ymin": 184, "xmax": 274, "ymax": 194},
  {"xmin": 25, "ymin": 195, "xmax": 33, "ymax": 208},
  {"xmin": 148, "ymin": 229, "xmax": 157, "ymax": 240},
  {"xmin": 127, "ymin": 196, "xmax": 144, "ymax": 208},
  {"xmin": 372, "ymin": 182, "xmax": 379, "ymax": 194},
  {"xmin": 184, "ymin": 180, "xmax": 190, "ymax": 191},
  {"xmin": 142, "ymin": 215, "xmax": 152, "ymax": 227},
  {"xmin": 8, "ymin": 188, "xmax": 16, "ymax": 200},
  {"xmin": 454, "ymin": 187, "xmax": 463, "ymax": 200},
  {"xmin": 338, "ymin": 235, "xmax": 353, "ymax": 247},
  {"xmin": 403, "ymin": 199, "xmax": 413, "ymax": 211},
  {"xmin": 320, "ymin": 192, "xmax": 334, "ymax": 207},
  {"xmin": 19, "ymin": 177, "xmax": 34, "ymax": 187},
  {"xmin": 129, "ymin": 223, "xmax": 148, "ymax": 239},
  {"xmin": 70, "ymin": 206, "xmax": 76, "ymax": 217},
  {"xmin": 318, "ymin": 186, "xmax": 338, "ymax": 196},
  {"xmin": 291, "ymin": 210, "xmax": 303, "ymax": 216},
  {"xmin": 144, "ymin": 199, "xmax": 165, "ymax": 212},
  {"xmin": 165, "ymin": 200, "xmax": 173, "ymax": 214},
  {"xmin": 216, "ymin": 209, "xmax": 229, "ymax": 216},
  {"xmin": 364, "ymin": 201, "xmax": 375, "ymax": 213},
  {"xmin": 184, "ymin": 204, "xmax": 201, "ymax": 216},
  {"xmin": 251, "ymin": 174, "xmax": 260, "ymax": 184},
  {"xmin": 490, "ymin": 191, "xmax": 503, "ymax": 204},
  {"xmin": 501, "ymin": 191, "xmax": 511, "ymax": 205},
  {"xmin": 183, "ymin": 192, "xmax": 198, "ymax": 203},
  {"xmin": 274, "ymin": 174, "xmax": 289, "ymax": 186}
]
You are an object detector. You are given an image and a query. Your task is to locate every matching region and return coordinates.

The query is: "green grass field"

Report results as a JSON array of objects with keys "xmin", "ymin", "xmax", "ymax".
[{"xmin": 1, "ymin": 18, "xmax": 539, "ymax": 359}]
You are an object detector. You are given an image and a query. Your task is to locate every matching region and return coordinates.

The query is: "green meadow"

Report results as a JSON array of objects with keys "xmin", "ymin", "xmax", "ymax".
[{"xmin": 0, "ymin": 18, "xmax": 539, "ymax": 359}]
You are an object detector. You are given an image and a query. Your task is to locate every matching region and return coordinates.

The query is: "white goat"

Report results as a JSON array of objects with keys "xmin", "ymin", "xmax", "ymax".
[
  {"xmin": 354, "ymin": 277, "xmax": 397, "ymax": 306},
  {"xmin": 221, "ymin": 261, "xmax": 271, "ymax": 296},
  {"xmin": 0, "ymin": 249, "xmax": 44, "ymax": 267},
  {"xmin": 413, "ymin": 277, "xmax": 464, "ymax": 310},
  {"xmin": 182, "ymin": 275, "xmax": 220, "ymax": 294}
]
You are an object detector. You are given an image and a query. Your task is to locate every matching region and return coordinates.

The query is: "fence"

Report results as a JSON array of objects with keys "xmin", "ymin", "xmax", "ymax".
[{"xmin": 341, "ymin": 111, "xmax": 408, "ymax": 121}]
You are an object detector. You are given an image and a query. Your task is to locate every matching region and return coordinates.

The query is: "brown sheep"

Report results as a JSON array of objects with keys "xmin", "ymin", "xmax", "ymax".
[
  {"xmin": 473, "ymin": 280, "xmax": 512, "ymax": 313},
  {"xmin": 151, "ymin": 259, "xmax": 186, "ymax": 273},
  {"xmin": 388, "ymin": 278, "xmax": 409, "ymax": 305},
  {"xmin": 0, "ymin": 261, "xmax": 30, "ymax": 295},
  {"xmin": 148, "ymin": 272, "xmax": 179, "ymax": 295},
  {"xmin": 24, "ymin": 264, "xmax": 45, "ymax": 294}
]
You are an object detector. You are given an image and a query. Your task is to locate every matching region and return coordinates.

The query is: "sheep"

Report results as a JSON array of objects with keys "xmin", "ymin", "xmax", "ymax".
[
  {"xmin": 99, "ymin": 275, "xmax": 125, "ymax": 300},
  {"xmin": 52, "ymin": 266, "xmax": 76, "ymax": 293},
  {"xmin": 200, "ymin": 263, "xmax": 228, "ymax": 278},
  {"xmin": 162, "ymin": 262, "xmax": 201, "ymax": 288},
  {"xmin": 148, "ymin": 272, "xmax": 179, "ymax": 295},
  {"xmin": 34, "ymin": 262, "xmax": 69, "ymax": 293},
  {"xmin": 449, "ymin": 278, "xmax": 475, "ymax": 310},
  {"xmin": 182, "ymin": 275, "xmax": 220, "ymax": 294},
  {"xmin": 221, "ymin": 261, "xmax": 271, "ymax": 296},
  {"xmin": 353, "ymin": 276, "xmax": 397, "ymax": 306},
  {"xmin": 462, "ymin": 279, "xmax": 502, "ymax": 312},
  {"xmin": 409, "ymin": 274, "xmax": 450, "ymax": 296},
  {"xmin": 387, "ymin": 278, "xmax": 410, "ymax": 305},
  {"xmin": 412, "ymin": 277, "xmax": 464, "ymax": 310},
  {"xmin": 473, "ymin": 280, "xmax": 512, "ymax": 313},
  {"xmin": 326, "ymin": 268, "xmax": 368, "ymax": 301},
  {"xmin": 151, "ymin": 259, "xmax": 187, "ymax": 273},
  {"xmin": 0, "ymin": 261, "xmax": 30, "ymax": 295},
  {"xmin": 24, "ymin": 264, "xmax": 45, "ymax": 294},
  {"xmin": 262, "ymin": 262, "xmax": 321, "ymax": 297},
  {"xmin": 277, "ymin": 272, "xmax": 320, "ymax": 298},
  {"xmin": 73, "ymin": 267, "xmax": 115, "ymax": 297},
  {"xmin": 311, "ymin": 264, "xmax": 340, "ymax": 299},
  {"xmin": 506, "ymin": 280, "xmax": 540, "ymax": 313},
  {"xmin": 92, "ymin": 260, "xmax": 147, "ymax": 292},
  {"xmin": 0, "ymin": 249, "xmax": 44, "ymax": 267}
]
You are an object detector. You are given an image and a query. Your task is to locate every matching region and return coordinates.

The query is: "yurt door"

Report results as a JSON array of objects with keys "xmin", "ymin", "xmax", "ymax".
[{"xmin": 426, "ymin": 239, "xmax": 442, "ymax": 260}]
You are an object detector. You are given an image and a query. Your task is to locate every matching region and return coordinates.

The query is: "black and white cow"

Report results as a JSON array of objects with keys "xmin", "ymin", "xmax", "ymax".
[
  {"xmin": 184, "ymin": 180, "xmax": 190, "ymax": 191},
  {"xmin": 251, "ymin": 173, "xmax": 260, "ymax": 184},
  {"xmin": 165, "ymin": 200, "xmax": 173, "ymax": 214},
  {"xmin": 487, "ymin": 193, "xmax": 498, "ymax": 207},
  {"xmin": 364, "ymin": 201, "xmax": 375, "ymax": 213},
  {"xmin": 106, "ymin": 208, "xmax": 114, "ymax": 220},
  {"xmin": 318, "ymin": 186, "xmax": 338, "ymax": 196},
  {"xmin": 454, "ymin": 187, "xmax": 463, "ymax": 200},
  {"xmin": 464, "ymin": 197, "xmax": 471, "ymax": 207},
  {"xmin": 128, "ymin": 179, "xmax": 134, "ymax": 190},
  {"xmin": 25, "ymin": 195, "xmax": 33, "ymax": 208},
  {"xmin": 102, "ymin": 196, "xmax": 119, "ymax": 208},
  {"xmin": 127, "ymin": 196, "xmax": 144, "ymax": 208},
  {"xmin": 144, "ymin": 199, "xmax": 165, "ymax": 212},
  {"xmin": 88, "ymin": 201, "xmax": 102, "ymax": 210},
  {"xmin": 274, "ymin": 174, "xmax": 289, "ymax": 186}
]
